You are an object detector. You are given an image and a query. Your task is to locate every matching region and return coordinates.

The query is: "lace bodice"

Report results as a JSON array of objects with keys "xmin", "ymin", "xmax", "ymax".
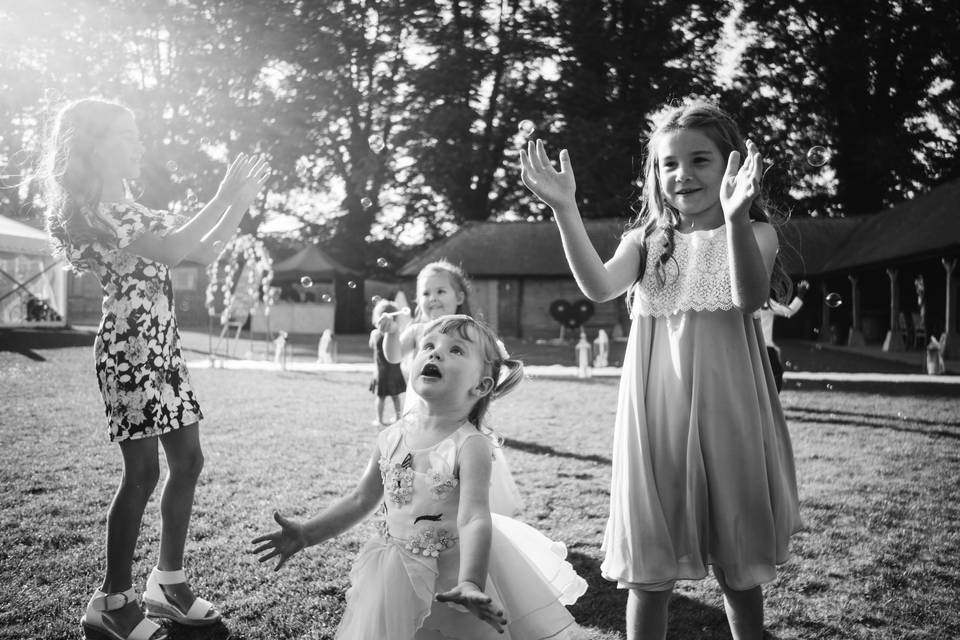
[{"xmin": 631, "ymin": 226, "xmax": 735, "ymax": 318}]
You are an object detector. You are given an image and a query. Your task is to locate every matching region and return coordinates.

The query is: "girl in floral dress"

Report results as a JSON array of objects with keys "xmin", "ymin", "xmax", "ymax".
[
  {"xmin": 520, "ymin": 100, "xmax": 801, "ymax": 640},
  {"xmin": 253, "ymin": 315, "xmax": 587, "ymax": 639},
  {"xmin": 41, "ymin": 98, "xmax": 269, "ymax": 640}
]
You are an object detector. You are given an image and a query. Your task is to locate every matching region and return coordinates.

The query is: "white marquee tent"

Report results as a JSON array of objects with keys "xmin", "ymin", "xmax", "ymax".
[{"xmin": 0, "ymin": 214, "xmax": 67, "ymax": 327}]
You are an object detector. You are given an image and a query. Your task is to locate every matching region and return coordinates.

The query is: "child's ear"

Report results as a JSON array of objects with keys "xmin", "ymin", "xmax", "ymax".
[
  {"xmin": 456, "ymin": 290, "xmax": 465, "ymax": 306},
  {"xmin": 474, "ymin": 376, "xmax": 495, "ymax": 397}
]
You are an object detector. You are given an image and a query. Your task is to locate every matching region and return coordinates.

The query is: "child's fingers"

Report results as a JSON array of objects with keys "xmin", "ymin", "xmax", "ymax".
[
  {"xmin": 724, "ymin": 150, "xmax": 741, "ymax": 182},
  {"xmin": 558, "ymin": 148, "xmax": 572, "ymax": 174},
  {"xmin": 527, "ymin": 141, "xmax": 546, "ymax": 173},
  {"xmin": 535, "ymin": 139, "xmax": 553, "ymax": 172}
]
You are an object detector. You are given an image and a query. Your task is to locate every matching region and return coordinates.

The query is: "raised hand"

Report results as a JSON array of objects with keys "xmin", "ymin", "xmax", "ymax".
[
  {"xmin": 251, "ymin": 511, "xmax": 307, "ymax": 572},
  {"xmin": 519, "ymin": 139, "xmax": 576, "ymax": 212},
  {"xmin": 435, "ymin": 581, "xmax": 507, "ymax": 633},
  {"xmin": 216, "ymin": 153, "xmax": 270, "ymax": 208},
  {"xmin": 720, "ymin": 139, "xmax": 763, "ymax": 222}
]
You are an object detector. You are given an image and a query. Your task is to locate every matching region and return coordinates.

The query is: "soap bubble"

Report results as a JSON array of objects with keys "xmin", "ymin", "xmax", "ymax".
[
  {"xmin": 321, "ymin": 293, "xmax": 333, "ymax": 302},
  {"xmin": 165, "ymin": 160, "xmax": 178, "ymax": 172},
  {"xmin": 371, "ymin": 295, "xmax": 382, "ymax": 304},
  {"xmin": 300, "ymin": 276, "xmax": 314, "ymax": 288},
  {"xmin": 376, "ymin": 257, "xmax": 390, "ymax": 268},
  {"xmin": 825, "ymin": 292, "xmax": 843, "ymax": 308},
  {"xmin": 368, "ymin": 134, "xmax": 385, "ymax": 153},
  {"xmin": 806, "ymin": 146, "xmax": 830, "ymax": 167},
  {"xmin": 784, "ymin": 360, "xmax": 792, "ymax": 369},
  {"xmin": 360, "ymin": 197, "xmax": 373, "ymax": 209},
  {"xmin": 347, "ymin": 280, "xmax": 358, "ymax": 289},
  {"xmin": 826, "ymin": 383, "xmax": 834, "ymax": 390},
  {"xmin": 212, "ymin": 240, "xmax": 224, "ymax": 252},
  {"xmin": 518, "ymin": 119, "xmax": 535, "ymax": 137}
]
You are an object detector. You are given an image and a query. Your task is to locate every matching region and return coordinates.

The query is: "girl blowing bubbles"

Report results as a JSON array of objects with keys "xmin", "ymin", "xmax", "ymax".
[
  {"xmin": 41, "ymin": 98, "xmax": 268, "ymax": 640},
  {"xmin": 253, "ymin": 316, "xmax": 587, "ymax": 640},
  {"xmin": 520, "ymin": 100, "xmax": 801, "ymax": 640}
]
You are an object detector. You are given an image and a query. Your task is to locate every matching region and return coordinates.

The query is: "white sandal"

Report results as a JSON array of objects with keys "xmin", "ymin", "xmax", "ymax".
[
  {"xmin": 142, "ymin": 567, "xmax": 221, "ymax": 627},
  {"xmin": 80, "ymin": 588, "xmax": 168, "ymax": 640}
]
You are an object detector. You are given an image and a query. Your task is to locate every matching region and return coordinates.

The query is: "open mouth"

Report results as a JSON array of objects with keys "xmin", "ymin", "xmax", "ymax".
[{"xmin": 420, "ymin": 363, "xmax": 442, "ymax": 379}]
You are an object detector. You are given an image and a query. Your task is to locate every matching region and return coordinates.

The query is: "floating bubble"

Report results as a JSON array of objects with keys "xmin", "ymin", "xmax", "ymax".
[
  {"xmin": 784, "ymin": 360, "xmax": 792, "ymax": 369},
  {"xmin": 347, "ymin": 280, "xmax": 358, "ymax": 289},
  {"xmin": 300, "ymin": 276, "xmax": 314, "ymax": 288},
  {"xmin": 518, "ymin": 119, "xmax": 535, "ymax": 137},
  {"xmin": 371, "ymin": 295, "xmax": 382, "ymax": 304},
  {"xmin": 320, "ymin": 293, "xmax": 333, "ymax": 302},
  {"xmin": 360, "ymin": 197, "xmax": 373, "ymax": 209},
  {"xmin": 826, "ymin": 383, "xmax": 834, "ymax": 390},
  {"xmin": 376, "ymin": 257, "xmax": 390, "ymax": 268},
  {"xmin": 165, "ymin": 160, "xmax": 178, "ymax": 172},
  {"xmin": 825, "ymin": 292, "xmax": 843, "ymax": 308},
  {"xmin": 812, "ymin": 327, "xmax": 820, "ymax": 335},
  {"xmin": 212, "ymin": 240, "xmax": 224, "ymax": 252},
  {"xmin": 897, "ymin": 411, "xmax": 905, "ymax": 420},
  {"xmin": 806, "ymin": 146, "xmax": 830, "ymax": 167},
  {"xmin": 368, "ymin": 134, "xmax": 385, "ymax": 153}
]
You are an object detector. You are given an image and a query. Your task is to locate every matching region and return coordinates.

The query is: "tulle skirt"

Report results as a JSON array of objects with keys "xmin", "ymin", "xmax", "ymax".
[{"xmin": 336, "ymin": 515, "xmax": 588, "ymax": 640}]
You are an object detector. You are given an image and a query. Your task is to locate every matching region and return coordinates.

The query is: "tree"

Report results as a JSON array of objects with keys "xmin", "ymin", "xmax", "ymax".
[{"xmin": 736, "ymin": 0, "xmax": 960, "ymax": 217}]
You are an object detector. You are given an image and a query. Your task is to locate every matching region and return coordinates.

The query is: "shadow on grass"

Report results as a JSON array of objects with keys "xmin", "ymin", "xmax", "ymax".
[
  {"xmin": 156, "ymin": 620, "xmax": 233, "ymax": 640},
  {"xmin": 0, "ymin": 326, "xmax": 95, "ymax": 361},
  {"xmin": 785, "ymin": 406, "xmax": 960, "ymax": 439},
  {"xmin": 502, "ymin": 437, "xmax": 611, "ymax": 465},
  {"xmin": 565, "ymin": 551, "xmax": 793, "ymax": 639}
]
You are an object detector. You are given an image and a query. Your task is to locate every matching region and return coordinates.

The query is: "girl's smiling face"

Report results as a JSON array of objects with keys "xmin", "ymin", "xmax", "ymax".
[
  {"xmin": 657, "ymin": 128, "xmax": 726, "ymax": 230},
  {"xmin": 417, "ymin": 272, "xmax": 464, "ymax": 320},
  {"xmin": 411, "ymin": 324, "xmax": 486, "ymax": 406}
]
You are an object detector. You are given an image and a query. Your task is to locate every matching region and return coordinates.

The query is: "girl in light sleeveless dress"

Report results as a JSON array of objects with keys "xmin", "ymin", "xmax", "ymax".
[
  {"xmin": 520, "ymin": 99, "xmax": 801, "ymax": 640},
  {"xmin": 254, "ymin": 315, "xmax": 587, "ymax": 639}
]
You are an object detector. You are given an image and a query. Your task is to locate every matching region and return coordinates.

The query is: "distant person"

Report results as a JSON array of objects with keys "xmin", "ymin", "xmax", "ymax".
[
  {"xmin": 367, "ymin": 298, "xmax": 406, "ymax": 426},
  {"xmin": 41, "ymin": 98, "xmax": 269, "ymax": 640},
  {"xmin": 378, "ymin": 260, "xmax": 524, "ymax": 517},
  {"xmin": 520, "ymin": 99, "xmax": 801, "ymax": 640},
  {"xmin": 253, "ymin": 315, "xmax": 587, "ymax": 639},
  {"xmin": 758, "ymin": 279, "xmax": 809, "ymax": 391}
]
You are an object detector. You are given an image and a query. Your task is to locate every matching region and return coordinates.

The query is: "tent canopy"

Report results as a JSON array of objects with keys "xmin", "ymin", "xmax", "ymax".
[
  {"xmin": 0, "ymin": 214, "xmax": 68, "ymax": 326},
  {"xmin": 272, "ymin": 244, "xmax": 359, "ymax": 282},
  {"xmin": 0, "ymin": 214, "xmax": 51, "ymax": 254}
]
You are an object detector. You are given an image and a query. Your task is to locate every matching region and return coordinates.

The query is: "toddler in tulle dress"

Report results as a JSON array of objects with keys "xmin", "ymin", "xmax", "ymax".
[{"xmin": 253, "ymin": 315, "xmax": 587, "ymax": 639}]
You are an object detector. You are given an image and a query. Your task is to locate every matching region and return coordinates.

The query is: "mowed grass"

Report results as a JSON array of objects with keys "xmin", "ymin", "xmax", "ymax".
[{"xmin": 1, "ymin": 345, "xmax": 958, "ymax": 640}]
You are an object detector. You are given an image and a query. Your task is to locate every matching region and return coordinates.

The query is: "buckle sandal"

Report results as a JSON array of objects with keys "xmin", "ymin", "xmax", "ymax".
[
  {"xmin": 143, "ymin": 567, "xmax": 221, "ymax": 627},
  {"xmin": 80, "ymin": 588, "xmax": 168, "ymax": 640}
]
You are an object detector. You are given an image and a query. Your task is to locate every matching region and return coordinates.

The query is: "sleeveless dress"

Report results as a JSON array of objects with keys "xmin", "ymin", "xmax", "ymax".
[
  {"xmin": 336, "ymin": 419, "xmax": 587, "ymax": 640},
  {"xmin": 601, "ymin": 225, "xmax": 801, "ymax": 591},
  {"xmin": 374, "ymin": 332, "xmax": 407, "ymax": 397},
  {"xmin": 66, "ymin": 201, "xmax": 202, "ymax": 442}
]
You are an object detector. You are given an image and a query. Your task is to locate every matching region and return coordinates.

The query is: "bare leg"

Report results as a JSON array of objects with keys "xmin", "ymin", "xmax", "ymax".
[
  {"xmin": 390, "ymin": 395, "xmax": 402, "ymax": 422},
  {"xmin": 97, "ymin": 437, "xmax": 161, "ymax": 633},
  {"xmin": 626, "ymin": 588, "xmax": 671, "ymax": 640},
  {"xmin": 153, "ymin": 423, "xmax": 205, "ymax": 609},
  {"xmin": 376, "ymin": 397, "xmax": 386, "ymax": 424},
  {"xmin": 714, "ymin": 566, "xmax": 764, "ymax": 640}
]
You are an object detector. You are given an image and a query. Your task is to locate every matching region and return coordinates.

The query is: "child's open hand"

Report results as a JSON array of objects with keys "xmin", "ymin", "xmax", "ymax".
[
  {"xmin": 251, "ymin": 511, "xmax": 306, "ymax": 571},
  {"xmin": 720, "ymin": 139, "xmax": 763, "ymax": 222},
  {"xmin": 435, "ymin": 581, "xmax": 507, "ymax": 633},
  {"xmin": 376, "ymin": 308, "xmax": 409, "ymax": 334},
  {"xmin": 519, "ymin": 139, "xmax": 576, "ymax": 212},
  {"xmin": 216, "ymin": 153, "xmax": 271, "ymax": 208}
]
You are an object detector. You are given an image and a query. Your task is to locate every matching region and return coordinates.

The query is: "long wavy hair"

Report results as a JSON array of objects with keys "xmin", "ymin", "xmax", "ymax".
[
  {"xmin": 626, "ymin": 99, "xmax": 792, "ymax": 303},
  {"xmin": 38, "ymin": 98, "xmax": 132, "ymax": 266},
  {"xmin": 418, "ymin": 314, "xmax": 523, "ymax": 430}
]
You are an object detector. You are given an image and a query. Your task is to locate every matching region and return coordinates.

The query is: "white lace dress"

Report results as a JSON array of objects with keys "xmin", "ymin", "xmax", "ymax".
[{"xmin": 601, "ymin": 224, "xmax": 802, "ymax": 591}]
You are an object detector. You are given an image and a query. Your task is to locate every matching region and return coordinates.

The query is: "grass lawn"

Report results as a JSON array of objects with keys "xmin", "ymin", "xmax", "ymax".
[{"xmin": 1, "ymin": 342, "xmax": 958, "ymax": 639}]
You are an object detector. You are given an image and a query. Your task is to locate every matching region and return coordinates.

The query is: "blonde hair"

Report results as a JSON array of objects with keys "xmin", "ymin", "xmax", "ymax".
[
  {"xmin": 38, "ymin": 98, "xmax": 133, "ymax": 267},
  {"xmin": 626, "ymin": 99, "xmax": 792, "ymax": 303},
  {"xmin": 415, "ymin": 260, "xmax": 473, "ymax": 320},
  {"xmin": 419, "ymin": 314, "xmax": 522, "ymax": 429},
  {"xmin": 371, "ymin": 298, "xmax": 399, "ymax": 326}
]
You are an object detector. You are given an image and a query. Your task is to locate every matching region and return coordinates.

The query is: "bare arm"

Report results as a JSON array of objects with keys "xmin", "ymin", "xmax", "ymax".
[
  {"xmin": 381, "ymin": 319, "xmax": 418, "ymax": 364},
  {"xmin": 520, "ymin": 140, "xmax": 640, "ymax": 301},
  {"xmin": 251, "ymin": 447, "xmax": 384, "ymax": 571},
  {"xmin": 127, "ymin": 154, "xmax": 269, "ymax": 267},
  {"xmin": 434, "ymin": 437, "xmax": 506, "ymax": 633}
]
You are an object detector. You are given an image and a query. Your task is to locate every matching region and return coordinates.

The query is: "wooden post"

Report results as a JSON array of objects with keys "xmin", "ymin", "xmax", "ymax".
[
  {"xmin": 847, "ymin": 273, "xmax": 865, "ymax": 347},
  {"xmin": 882, "ymin": 267, "xmax": 904, "ymax": 352},
  {"xmin": 943, "ymin": 258, "xmax": 959, "ymax": 359}
]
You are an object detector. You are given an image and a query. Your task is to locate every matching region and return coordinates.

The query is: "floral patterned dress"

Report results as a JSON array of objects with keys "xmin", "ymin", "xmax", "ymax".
[
  {"xmin": 68, "ymin": 201, "xmax": 202, "ymax": 442},
  {"xmin": 335, "ymin": 418, "xmax": 588, "ymax": 640}
]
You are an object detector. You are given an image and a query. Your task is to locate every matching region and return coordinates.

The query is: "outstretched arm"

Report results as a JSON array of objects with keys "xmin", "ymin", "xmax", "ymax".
[
  {"xmin": 520, "ymin": 140, "xmax": 640, "ymax": 301},
  {"xmin": 435, "ymin": 437, "xmax": 507, "ymax": 633},
  {"xmin": 719, "ymin": 141, "xmax": 778, "ymax": 313},
  {"xmin": 251, "ymin": 447, "xmax": 383, "ymax": 571},
  {"xmin": 380, "ymin": 318, "xmax": 418, "ymax": 364},
  {"xmin": 128, "ymin": 154, "xmax": 270, "ymax": 266}
]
